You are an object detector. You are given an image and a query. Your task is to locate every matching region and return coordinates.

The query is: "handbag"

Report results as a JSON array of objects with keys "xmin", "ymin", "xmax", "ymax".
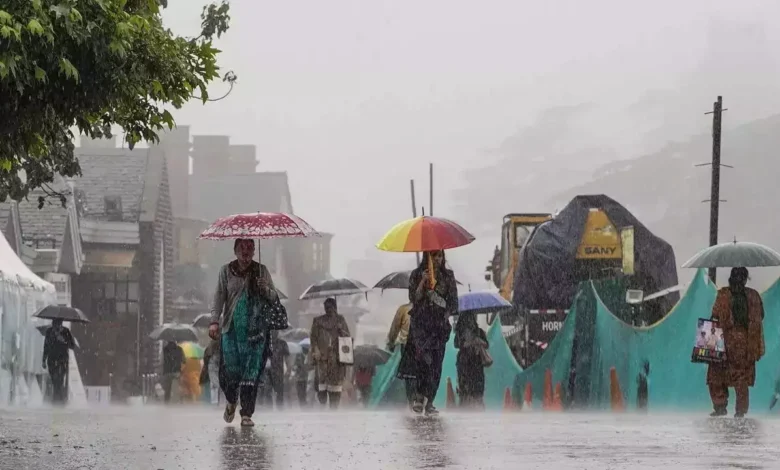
[
  {"xmin": 261, "ymin": 294, "xmax": 290, "ymax": 331},
  {"xmin": 338, "ymin": 337, "xmax": 354, "ymax": 365},
  {"xmin": 478, "ymin": 347, "xmax": 494, "ymax": 368}
]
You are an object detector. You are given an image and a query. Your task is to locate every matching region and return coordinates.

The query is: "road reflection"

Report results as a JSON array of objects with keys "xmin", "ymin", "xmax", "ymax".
[
  {"xmin": 219, "ymin": 426, "xmax": 272, "ymax": 470},
  {"xmin": 403, "ymin": 416, "xmax": 454, "ymax": 468}
]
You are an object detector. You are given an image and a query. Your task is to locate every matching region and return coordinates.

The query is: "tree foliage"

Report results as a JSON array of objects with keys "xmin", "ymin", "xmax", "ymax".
[{"xmin": 0, "ymin": 0, "xmax": 233, "ymax": 205}]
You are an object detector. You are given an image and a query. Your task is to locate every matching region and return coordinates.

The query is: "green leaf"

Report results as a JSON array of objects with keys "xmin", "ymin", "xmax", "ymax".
[
  {"xmin": 151, "ymin": 80, "xmax": 163, "ymax": 94},
  {"xmin": 58, "ymin": 57, "xmax": 79, "ymax": 82},
  {"xmin": 0, "ymin": 159, "xmax": 11, "ymax": 172},
  {"xmin": 0, "ymin": 61, "xmax": 7, "ymax": 79},
  {"xmin": 34, "ymin": 66, "xmax": 46, "ymax": 82},
  {"xmin": 162, "ymin": 109, "xmax": 174, "ymax": 128},
  {"xmin": 68, "ymin": 8, "xmax": 83, "ymax": 23},
  {"xmin": 27, "ymin": 19, "xmax": 44, "ymax": 36},
  {"xmin": 0, "ymin": 10, "xmax": 11, "ymax": 25}
]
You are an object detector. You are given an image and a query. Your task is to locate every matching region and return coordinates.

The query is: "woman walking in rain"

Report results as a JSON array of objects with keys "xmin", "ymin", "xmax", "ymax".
[
  {"xmin": 707, "ymin": 267, "xmax": 765, "ymax": 418},
  {"xmin": 398, "ymin": 250, "xmax": 458, "ymax": 415},
  {"xmin": 309, "ymin": 298, "xmax": 351, "ymax": 409},
  {"xmin": 454, "ymin": 312, "xmax": 489, "ymax": 408},
  {"xmin": 209, "ymin": 239, "xmax": 278, "ymax": 426}
]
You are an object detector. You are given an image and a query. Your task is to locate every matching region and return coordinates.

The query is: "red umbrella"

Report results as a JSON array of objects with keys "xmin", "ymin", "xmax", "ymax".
[{"xmin": 198, "ymin": 212, "xmax": 320, "ymax": 240}]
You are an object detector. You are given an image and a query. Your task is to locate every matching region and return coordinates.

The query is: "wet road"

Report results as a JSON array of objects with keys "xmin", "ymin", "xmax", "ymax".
[{"xmin": 1, "ymin": 405, "xmax": 780, "ymax": 469}]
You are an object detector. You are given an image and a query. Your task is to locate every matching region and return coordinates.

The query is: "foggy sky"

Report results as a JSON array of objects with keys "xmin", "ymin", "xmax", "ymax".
[{"xmin": 161, "ymin": 0, "xmax": 780, "ymax": 289}]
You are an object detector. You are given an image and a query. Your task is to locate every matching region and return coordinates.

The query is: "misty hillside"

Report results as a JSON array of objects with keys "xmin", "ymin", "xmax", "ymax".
[{"xmin": 548, "ymin": 114, "xmax": 780, "ymax": 289}]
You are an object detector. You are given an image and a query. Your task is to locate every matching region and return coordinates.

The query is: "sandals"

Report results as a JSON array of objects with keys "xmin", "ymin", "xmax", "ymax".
[
  {"xmin": 241, "ymin": 416, "xmax": 255, "ymax": 427},
  {"xmin": 411, "ymin": 400, "xmax": 424, "ymax": 414},
  {"xmin": 223, "ymin": 403, "xmax": 237, "ymax": 423}
]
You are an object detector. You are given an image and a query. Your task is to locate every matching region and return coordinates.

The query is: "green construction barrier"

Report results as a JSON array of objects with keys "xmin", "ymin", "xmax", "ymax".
[
  {"xmin": 370, "ymin": 317, "xmax": 525, "ymax": 410},
  {"xmin": 512, "ymin": 300, "xmax": 578, "ymax": 407},
  {"xmin": 585, "ymin": 269, "xmax": 717, "ymax": 410}
]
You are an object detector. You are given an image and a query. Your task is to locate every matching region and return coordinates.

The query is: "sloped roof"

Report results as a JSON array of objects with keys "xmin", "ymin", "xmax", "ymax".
[
  {"xmin": 16, "ymin": 185, "xmax": 70, "ymax": 245},
  {"xmin": 0, "ymin": 204, "xmax": 10, "ymax": 236},
  {"xmin": 73, "ymin": 148, "xmax": 150, "ymax": 222}
]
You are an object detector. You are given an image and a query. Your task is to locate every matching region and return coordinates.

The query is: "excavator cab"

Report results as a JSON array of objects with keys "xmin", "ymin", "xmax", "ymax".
[{"xmin": 486, "ymin": 213, "xmax": 552, "ymax": 299}]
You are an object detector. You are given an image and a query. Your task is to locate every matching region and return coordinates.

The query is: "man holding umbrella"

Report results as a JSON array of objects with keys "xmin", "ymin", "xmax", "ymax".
[
  {"xmin": 162, "ymin": 341, "xmax": 185, "ymax": 403},
  {"xmin": 42, "ymin": 319, "xmax": 76, "ymax": 404}
]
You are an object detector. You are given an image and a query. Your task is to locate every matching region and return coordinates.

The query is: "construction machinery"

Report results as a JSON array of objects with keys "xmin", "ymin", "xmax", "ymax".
[
  {"xmin": 486, "ymin": 196, "xmax": 678, "ymax": 368},
  {"xmin": 484, "ymin": 213, "xmax": 552, "ymax": 300}
]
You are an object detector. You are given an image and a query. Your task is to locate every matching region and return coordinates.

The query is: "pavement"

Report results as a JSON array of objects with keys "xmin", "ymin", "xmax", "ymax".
[{"xmin": 1, "ymin": 404, "xmax": 780, "ymax": 469}]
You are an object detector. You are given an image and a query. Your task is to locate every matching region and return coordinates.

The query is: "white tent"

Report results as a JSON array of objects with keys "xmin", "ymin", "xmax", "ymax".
[{"xmin": 0, "ymin": 232, "xmax": 57, "ymax": 406}]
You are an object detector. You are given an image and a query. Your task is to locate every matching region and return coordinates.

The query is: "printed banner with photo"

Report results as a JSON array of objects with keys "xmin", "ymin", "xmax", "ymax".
[{"xmin": 691, "ymin": 318, "xmax": 726, "ymax": 363}]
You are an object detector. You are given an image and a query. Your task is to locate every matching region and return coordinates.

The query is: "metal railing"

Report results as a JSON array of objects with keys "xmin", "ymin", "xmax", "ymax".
[{"xmin": 140, "ymin": 373, "xmax": 160, "ymax": 402}]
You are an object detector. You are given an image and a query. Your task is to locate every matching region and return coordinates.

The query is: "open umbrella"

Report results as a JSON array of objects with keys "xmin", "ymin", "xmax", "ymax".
[
  {"xmin": 287, "ymin": 341, "xmax": 303, "ymax": 355},
  {"xmin": 149, "ymin": 323, "xmax": 199, "ymax": 343},
  {"xmin": 36, "ymin": 325, "xmax": 80, "ymax": 348},
  {"xmin": 457, "ymin": 291, "xmax": 512, "ymax": 316},
  {"xmin": 299, "ymin": 278, "xmax": 370, "ymax": 300},
  {"xmin": 373, "ymin": 270, "xmax": 463, "ymax": 291},
  {"xmin": 198, "ymin": 212, "xmax": 319, "ymax": 240},
  {"xmin": 179, "ymin": 341, "xmax": 204, "ymax": 359},
  {"xmin": 279, "ymin": 328, "xmax": 309, "ymax": 342},
  {"xmin": 33, "ymin": 305, "xmax": 90, "ymax": 323},
  {"xmin": 353, "ymin": 345, "xmax": 391, "ymax": 368},
  {"xmin": 192, "ymin": 313, "xmax": 212, "ymax": 329},
  {"xmin": 682, "ymin": 240, "xmax": 780, "ymax": 268},
  {"xmin": 376, "ymin": 216, "xmax": 475, "ymax": 287}
]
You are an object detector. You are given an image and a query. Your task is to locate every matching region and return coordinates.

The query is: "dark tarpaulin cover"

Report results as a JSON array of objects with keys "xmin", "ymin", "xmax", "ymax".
[{"xmin": 512, "ymin": 195, "xmax": 679, "ymax": 316}]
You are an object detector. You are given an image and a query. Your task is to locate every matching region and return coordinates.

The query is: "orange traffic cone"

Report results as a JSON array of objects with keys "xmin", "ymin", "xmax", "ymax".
[
  {"xmin": 523, "ymin": 382, "xmax": 533, "ymax": 410},
  {"xmin": 542, "ymin": 369, "xmax": 554, "ymax": 410},
  {"xmin": 551, "ymin": 382, "xmax": 564, "ymax": 411},
  {"xmin": 446, "ymin": 377, "xmax": 457, "ymax": 409},
  {"xmin": 503, "ymin": 387, "xmax": 514, "ymax": 410},
  {"xmin": 610, "ymin": 367, "xmax": 625, "ymax": 412}
]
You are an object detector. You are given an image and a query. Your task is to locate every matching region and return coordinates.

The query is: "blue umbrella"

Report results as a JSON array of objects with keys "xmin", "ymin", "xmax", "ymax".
[{"xmin": 457, "ymin": 291, "xmax": 512, "ymax": 316}]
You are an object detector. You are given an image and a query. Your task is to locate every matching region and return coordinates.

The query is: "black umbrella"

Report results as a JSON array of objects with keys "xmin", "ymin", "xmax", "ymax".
[
  {"xmin": 299, "ymin": 278, "xmax": 370, "ymax": 300},
  {"xmin": 373, "ymin": 270, "xmax": 463, "ymax": 292},
  {"xmin": 33, "ymin": 305, "xmax": 90, "ymax": 323},
  {"xmin": 192, "ymin": 313, "xmax": 212, "ymax": 329},
  {"xmin": 36, "ymin": 325, "xmax": 80, "ymax": 348},
  {"xmin": 279, "ymin": 328, "xmax": 309, "ymax": 342},
  {"xmin": 149, "ymin": 323, "xmax": 199, "ymax": 343},
  {"xmin": 353, "ymin": 345, "xmax": 391, "ymax": 368}
]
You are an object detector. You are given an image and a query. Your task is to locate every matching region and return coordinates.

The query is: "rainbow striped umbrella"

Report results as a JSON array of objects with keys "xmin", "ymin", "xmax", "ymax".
[
  {"xmin": 179, "ymin": 342, "xmax": 204, "ymax": 359},
  {"xmin": 375, "ymin": 216, "xmax": 475, "ymax": 253}
]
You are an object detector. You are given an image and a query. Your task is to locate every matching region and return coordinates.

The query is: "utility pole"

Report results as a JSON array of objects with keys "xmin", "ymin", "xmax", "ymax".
[
  {"xmin": 410, "ymin": 179, "xmax": 420, "ymax": 265},
  {"xmin": 429, "ymin": 163, "xmax": 434, "ymax": 217},
  {"xmin": 699, "ymin": 96, "xmax": 729, "ymax": 283}
]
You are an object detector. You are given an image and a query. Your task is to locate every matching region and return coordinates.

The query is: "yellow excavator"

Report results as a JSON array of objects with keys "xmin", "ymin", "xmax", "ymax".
[
  {"xmin": 486, "ymin": 209, "xmax": 635, "ymax": 301},
  {"xmin": 485, "ymin": 213, "xmax": 553, "ymax": 300}
]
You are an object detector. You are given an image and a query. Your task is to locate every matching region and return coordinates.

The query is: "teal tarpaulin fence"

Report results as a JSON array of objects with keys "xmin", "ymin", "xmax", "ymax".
[
  {"xmin": 370, "ymin": 269, "xmax": 780, "ymax": 413},
  {"xmin": 369, "ymin": 317, "xmax": 524, "ymax": 409}
]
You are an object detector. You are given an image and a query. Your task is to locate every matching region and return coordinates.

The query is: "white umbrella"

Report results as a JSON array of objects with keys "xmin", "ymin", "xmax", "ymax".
[{"xmin": 682, "ymin": 240, "xmax": 780, "ymax": 268}]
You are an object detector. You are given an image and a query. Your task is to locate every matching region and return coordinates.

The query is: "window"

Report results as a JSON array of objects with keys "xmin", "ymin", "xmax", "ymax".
[
  {"xmin": 104, "ymin": 195, "xmax": 123, "ymax": 221},
  {"xmin": 86, "ymin": 272, "xmax": 139, "ymax": 320}
]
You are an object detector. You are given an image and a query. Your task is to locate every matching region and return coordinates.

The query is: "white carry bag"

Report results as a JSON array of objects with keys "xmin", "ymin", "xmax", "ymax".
[{"xmin": 338, "ymin": 337, "xmax": 354, "ymax": 365}]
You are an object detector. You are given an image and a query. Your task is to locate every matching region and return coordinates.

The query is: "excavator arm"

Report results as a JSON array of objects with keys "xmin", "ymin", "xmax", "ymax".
[{"xmin": 499, "ymin": 249, "xmax": 519, "ymax": 301}]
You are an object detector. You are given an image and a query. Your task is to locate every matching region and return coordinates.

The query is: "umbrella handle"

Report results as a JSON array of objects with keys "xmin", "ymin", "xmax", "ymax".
[{"xmin": 428, "ymin": 255, "xmax": 437, "ymax": 289}]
